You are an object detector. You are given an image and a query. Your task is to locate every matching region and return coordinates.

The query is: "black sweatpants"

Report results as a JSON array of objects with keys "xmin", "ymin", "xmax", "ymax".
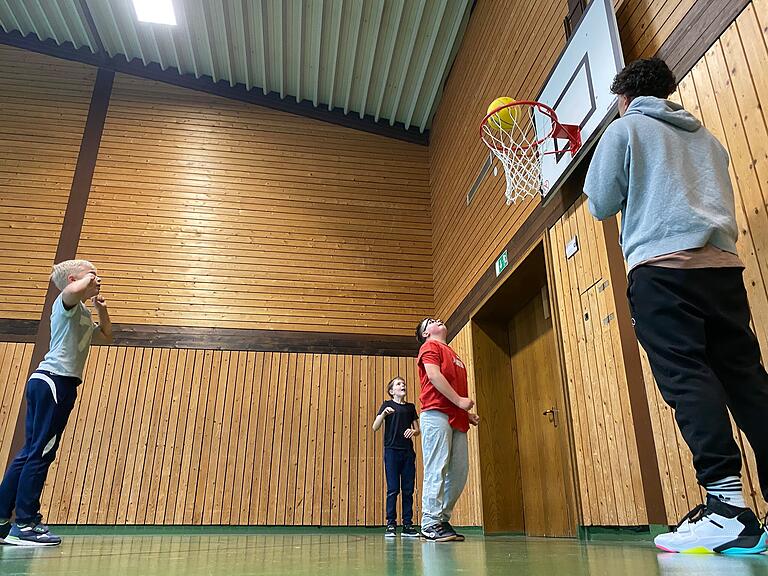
[{"xmin": 628, "ymin": 265, "xmax": 768, "ymax": 502}]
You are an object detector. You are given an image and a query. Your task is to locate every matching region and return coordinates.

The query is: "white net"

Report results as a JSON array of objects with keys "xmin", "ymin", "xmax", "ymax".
[{"xmin": 481, "ymin": 102, "xmax": 552, "ymax": 205}]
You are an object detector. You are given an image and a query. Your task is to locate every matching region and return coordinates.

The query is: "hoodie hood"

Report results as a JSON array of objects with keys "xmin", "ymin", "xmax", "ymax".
[{"xmin": 624, "ymin": 95, "xmax": 702, "ymax": 132}]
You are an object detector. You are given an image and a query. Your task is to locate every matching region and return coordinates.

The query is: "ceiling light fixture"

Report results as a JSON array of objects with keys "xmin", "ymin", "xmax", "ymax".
[{"xmin": 132, "ymin": 0, "xmax": 177, "ymax": 25}]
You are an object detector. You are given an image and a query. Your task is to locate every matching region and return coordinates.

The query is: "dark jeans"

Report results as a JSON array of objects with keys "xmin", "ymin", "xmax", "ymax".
[
  {"xmin": 0, "ymin": 372, "xmax": 78, "ymax": 523},
  {"xmin": 628, "ymin": 266, "xmax": 768, "ymax": 502},
  {"xmin": 384, "ymin": 447, "xmax": 416, "ymax": 525}
]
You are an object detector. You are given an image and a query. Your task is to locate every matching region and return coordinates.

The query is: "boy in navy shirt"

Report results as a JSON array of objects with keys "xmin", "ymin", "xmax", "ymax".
[{"xmin": 373, "ymin": 376, "xmax": 419, "ymax": 537}]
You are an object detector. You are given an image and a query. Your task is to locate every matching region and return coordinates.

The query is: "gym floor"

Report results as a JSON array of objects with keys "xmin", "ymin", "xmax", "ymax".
[{"xmin": 1, "ymin": 530, "xmax": 766, "ymax": 575}]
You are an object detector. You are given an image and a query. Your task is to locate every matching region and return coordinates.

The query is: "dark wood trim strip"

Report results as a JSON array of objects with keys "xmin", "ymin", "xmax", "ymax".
[
  {"xmin": 108, "ymin": 325, "xmax": 418, "ymax": 357},
  {"xmin": 602, "ymin": 217, "xmax": 667, "ymax": 524},
  {"xmin": 0, "ymin": 319, "xmax": 418, "ymax": 357},
  {"xmin": 0, "ymin": 319, "xmax": 38, "ymax": 343},
  {"xmin": 0, "ymin": 29, "xmax": 428, "ymax": 146},
  {"xmin": 656, "ymin": 0, "xmax": 750, "ymax": 83},
  {"xmin": 6, "ymin": 68, "xmax": 114, "ymax": 467}
]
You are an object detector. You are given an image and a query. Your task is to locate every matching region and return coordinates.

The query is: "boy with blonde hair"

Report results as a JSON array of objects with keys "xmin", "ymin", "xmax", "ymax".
[{"xmin": 0, "ymin": 260, "xmax": 112, "ymax": 546}]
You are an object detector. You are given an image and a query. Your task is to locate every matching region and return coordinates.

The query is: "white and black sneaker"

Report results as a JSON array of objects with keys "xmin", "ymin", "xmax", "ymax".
[
  {"xmin": 5, "ymin": 522, "xmax": 62, "ymax": 547},
  {"xmin": 420, "ymin": 523, "xmax": 457, "ymax": 542},
  {"xmin": 0, "ymin": 519, "xmax": 10, "ymax": 545},
  {"xmin": 654, "ymin": 495, "xmax": 767, "ymax": 554},
  {"xmin": 401, "ymin": 524, "xmax": 420, "ymax": 538},
  {"xmin": 384, "ymin": 523, "xmax": 397, "ymax": 538}
]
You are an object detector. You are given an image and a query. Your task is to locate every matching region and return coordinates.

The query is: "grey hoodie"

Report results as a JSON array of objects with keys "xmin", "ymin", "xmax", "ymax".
[{"xmin": 583, "ymin": 96, "xmax": 738, "ymax": 269}]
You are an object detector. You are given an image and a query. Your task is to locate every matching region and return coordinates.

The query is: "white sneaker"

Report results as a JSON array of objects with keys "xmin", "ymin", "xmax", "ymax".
[{"xmin": 654, "ymin": 496, "xmax": 767, "ymax": 554}]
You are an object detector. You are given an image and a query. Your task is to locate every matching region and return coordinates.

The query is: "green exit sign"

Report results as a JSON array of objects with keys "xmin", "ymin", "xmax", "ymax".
[{"xmin": 495, "ymin": 250, "xmax": 509, "ymax": 277}]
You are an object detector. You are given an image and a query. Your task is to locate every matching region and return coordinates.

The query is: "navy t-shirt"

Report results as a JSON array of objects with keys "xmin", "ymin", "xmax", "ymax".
[{"xmin": 378, "ymin": 400, "xmax": 418, "ymax": 450}]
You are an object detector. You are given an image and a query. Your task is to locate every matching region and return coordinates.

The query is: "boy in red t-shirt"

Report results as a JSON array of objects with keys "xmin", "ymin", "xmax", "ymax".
[{"xmin": 415, "ymin": 318, "xmax": 479, "ymax": 542}]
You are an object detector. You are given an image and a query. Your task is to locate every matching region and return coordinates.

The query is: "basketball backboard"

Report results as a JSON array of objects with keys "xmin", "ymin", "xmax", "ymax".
[{"xmin": 535, "ymin": 0, "xmax": 624, "ymax": 199}]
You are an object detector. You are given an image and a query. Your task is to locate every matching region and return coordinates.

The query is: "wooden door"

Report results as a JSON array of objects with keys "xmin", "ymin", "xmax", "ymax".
[{"xmin": 508, "ymin": 289, "xmax": 575, "ymax": 537}]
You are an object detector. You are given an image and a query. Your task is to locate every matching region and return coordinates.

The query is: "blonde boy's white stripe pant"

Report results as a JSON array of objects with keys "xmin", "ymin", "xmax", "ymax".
[{"xmin": 420, "ymin": 410, "xmax": 469, "ymax": 528}]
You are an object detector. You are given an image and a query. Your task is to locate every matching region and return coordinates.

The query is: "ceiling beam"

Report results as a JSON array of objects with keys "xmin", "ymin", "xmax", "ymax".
[
  {"xmin": 343, "ymin": 0, "xmax": 363, "ymax": 115},
  {"xmin": 255, "ymin": 0, "xmax": 268, "ymax": 94},
  {"xmin": 240, "ymin": 0, "xmax": 252, "ymax": 90},
  {"xmin": 418, "ymin": 1, "xmax": 470, "ymax": 132},
  {"xmin": 374, "ymin": 0, "xmax": 405, "ymax": 123},
  {"xmin": 34, "ymin": 0, "xmax": 58, "ymax": 45},
  {"xmin": 388, "ymin": 0, "xmax": 427, "ymax": 126},
  {"xmin": 220, "ymin": 0, "xmax": 235, "ymax": 86},
  {"xmin": 181, "ymin": 1, "xmax": 198, "ymax": 77},
  {"xmin": 327, "ymin": 0, "xmax": 343, "ymax": 111},
  {"xmin": 358, "ymin": 0, "xmax": 385, "ymax": 119},
  {"xmin": 51, "ymin": 1, "xmax": 76, "ymax": 46},
  {"xmin": 295, "ymin": 0, "xmax": 302, "ymax": 103},
  {"xmin": 312, "ymin": 0, "xmax": 323, "ymax": 107},
  {"xmin": 0, "ymin": 27, "xmax": 428, "ymax": 145},
  {"xmin": 78, "ymin": 0, "xmax": 107, "ymax": 61},
  {"xmin": 404, "ymin": 0, "xmax": 449, "ymax": 130}
]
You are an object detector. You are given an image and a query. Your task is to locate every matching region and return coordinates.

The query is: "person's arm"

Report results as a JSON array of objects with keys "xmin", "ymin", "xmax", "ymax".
[
  {"xmin": 90, "ymin": 295, "xmax": 114, "ymax": 345},
  {"xmin": 404, "ymin": 418, "xmax": 420, "ymax": 439},
  {"xmin": 372, "ymin": 406, "xmax": 394, "ymax": 432},
  {"xmin": 583, "ymin": 124, "xmax": 630, "ymax": 221},
  {"xmin": 61, "ymin": 273, "xmax": 99, "ymax": 309},
  {"xmin": 423, "ymin": 363, "xmax": 474, "ymax": 411}
]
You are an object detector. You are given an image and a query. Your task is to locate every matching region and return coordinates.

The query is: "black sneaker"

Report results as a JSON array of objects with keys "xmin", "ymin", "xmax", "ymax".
[
  {"xmin": 0, "ymin": 519, "xmax": 10, "ymax": 544},
  {"xmin": 385, "ymin": 523, "xmax": 397, "ymax": 538},
  {"xmin": 402, "ymin": 524, "xmax": 420, "ymax": 538},
  {"xmin": 5, "ymin": 523, "xmax": 61, "ymax": 547},
  {"xmin": 442, "ymin": 521, "xmax": 465, "ymax": 541},
  {"xmin": 420, "ymin": 523, "xmax": 457, "ymax": 542}
]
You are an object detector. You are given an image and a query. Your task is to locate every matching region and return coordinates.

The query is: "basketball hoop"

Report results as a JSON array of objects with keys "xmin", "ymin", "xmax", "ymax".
[{"xmin": 480, "ymin": 100, "xmax": 581, "ymax": 205}]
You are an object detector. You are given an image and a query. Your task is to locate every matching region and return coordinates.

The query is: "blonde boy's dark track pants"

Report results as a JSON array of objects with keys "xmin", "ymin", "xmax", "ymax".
[{"xmin": 0, "ymin": 371, "xmax": 78, "ymax": 524}]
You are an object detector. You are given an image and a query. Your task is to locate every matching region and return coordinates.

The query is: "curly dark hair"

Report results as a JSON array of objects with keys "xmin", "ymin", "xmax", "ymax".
[{"xmin": 610, "ymin": 58, "xmax": 676, "ymax": 99}]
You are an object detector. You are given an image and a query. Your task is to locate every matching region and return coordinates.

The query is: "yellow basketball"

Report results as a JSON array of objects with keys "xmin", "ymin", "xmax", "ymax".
[{"xmin": 487, "ymin": 97, "xmax": 519, "ymax": 131}]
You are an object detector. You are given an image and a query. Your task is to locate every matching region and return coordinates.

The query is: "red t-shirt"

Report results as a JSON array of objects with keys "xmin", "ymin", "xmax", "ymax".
[{"xmin": 417, "ymin": 340, "xmax": 469, "ymax": 432}]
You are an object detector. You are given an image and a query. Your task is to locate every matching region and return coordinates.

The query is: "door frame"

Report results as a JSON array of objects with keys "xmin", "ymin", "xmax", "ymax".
[{"xmin": 469, "ymin": 233, "xmax": 581, "ymax": 535}]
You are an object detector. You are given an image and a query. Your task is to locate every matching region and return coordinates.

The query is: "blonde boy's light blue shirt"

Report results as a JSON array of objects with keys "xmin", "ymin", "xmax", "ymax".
[{"xmin": 37, "ymin": 293, "xmax": 97, "ymax": 381}]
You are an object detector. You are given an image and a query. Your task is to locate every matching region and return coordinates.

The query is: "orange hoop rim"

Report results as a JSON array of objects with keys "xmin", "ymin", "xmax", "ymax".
[{"xmin": 480, "ymin": 100, "xmax": 581, "ymax": 155}]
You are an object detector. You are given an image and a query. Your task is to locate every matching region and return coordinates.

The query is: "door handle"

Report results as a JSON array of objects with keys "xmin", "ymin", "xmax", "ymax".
[{"xmin": 542, "ymin": 407, "xmax": 559, "ymax": 428}]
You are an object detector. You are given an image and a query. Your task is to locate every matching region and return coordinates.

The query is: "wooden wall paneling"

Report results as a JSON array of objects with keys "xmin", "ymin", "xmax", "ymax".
[
  {"xmin": 283, "ymin": 353, "xmax": 302, "ymax": 525},
  {"xmin": 0, "ymin": 46, "xmax": 95, "ymax": 320},
  {"xmin": 170, "ymin": 349, "xmax": 202, "ymax": 523},
  {"xmin": 247, "ymin": 352, "xmax": 269, "ymax": 524},
  {"xmin": 184, "ymin": 349, "xmax": 213, "ymax": 524},
  {"xmin": 548, "ymin": 199, "xmax": 647, "ymax": 526},
  {"xmin": 238, "ymin": 352, "xmax": 261, "ymax": 524},
  {"xmin": 75, "ymin": 74, "xmax": 432, "ymax": 335},
  {"xmin": 0, "ymin": 344, "xmax": 33, "ymax": 473},
  {"xmin": 160, "ymin": 349, "xmax": 191, "ymax": 524},
  {"xmin": 101, "ymin": 346, "xmax": 140, "ymax": 523},
  {"xmin": 550, "ymin": 220, "xmax": 591, "ymax": 525},
  {"xmin": 556, "ymin": 205, "xmax": 605, "ymax": 525},
  {"xmin": 429, "ymin": 0, "xmax": 567, "ymax": 320}
]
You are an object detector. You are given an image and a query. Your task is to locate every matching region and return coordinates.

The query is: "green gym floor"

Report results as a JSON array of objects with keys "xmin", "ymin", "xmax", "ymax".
[{"xmin": 1, "ymin": 530, "xmax": 767, "ymax": 575}]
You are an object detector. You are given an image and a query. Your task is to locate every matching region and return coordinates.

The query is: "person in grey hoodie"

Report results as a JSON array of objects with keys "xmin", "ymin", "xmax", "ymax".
[{"xmin": 584, "ymin": 58, "xmax": 768, "ymax": 554}]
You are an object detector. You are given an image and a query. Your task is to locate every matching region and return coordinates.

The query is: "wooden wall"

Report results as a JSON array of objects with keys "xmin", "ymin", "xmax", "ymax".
[
  {"xmin": 445, "ymin": 324, "xmax": 484, "ymax": 527},
  {"xmin": 428, "ymin": 0, "xmax": 734, "ymax": 323},
  {"xmin": 428, "ymin": 0, "xmax": 567, "ymax": 320},
  {"xmin": 76, "ymin": 74, "xmax": 432, "ymax": 335},
  {"xmin": 0, "ymin": 343, "xmax": 34, "ymax": 468},
  {"xmin": 36, "ymin": 344, "xmax": 481, "ymax": 526},
  {"xmin": 549, "ymin": 197, "xmax": 647, "ymax": 526},
  {"xmin": 638, "ymin": 0, "xmax": 768, "ymax": 522},
  {"xmin": 617, "ymin": 0, "xmax": 696, "ymax": 62},
  {"xmin": 0, "ymin": 45, "xmax": 95, "ymax": 320}
]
